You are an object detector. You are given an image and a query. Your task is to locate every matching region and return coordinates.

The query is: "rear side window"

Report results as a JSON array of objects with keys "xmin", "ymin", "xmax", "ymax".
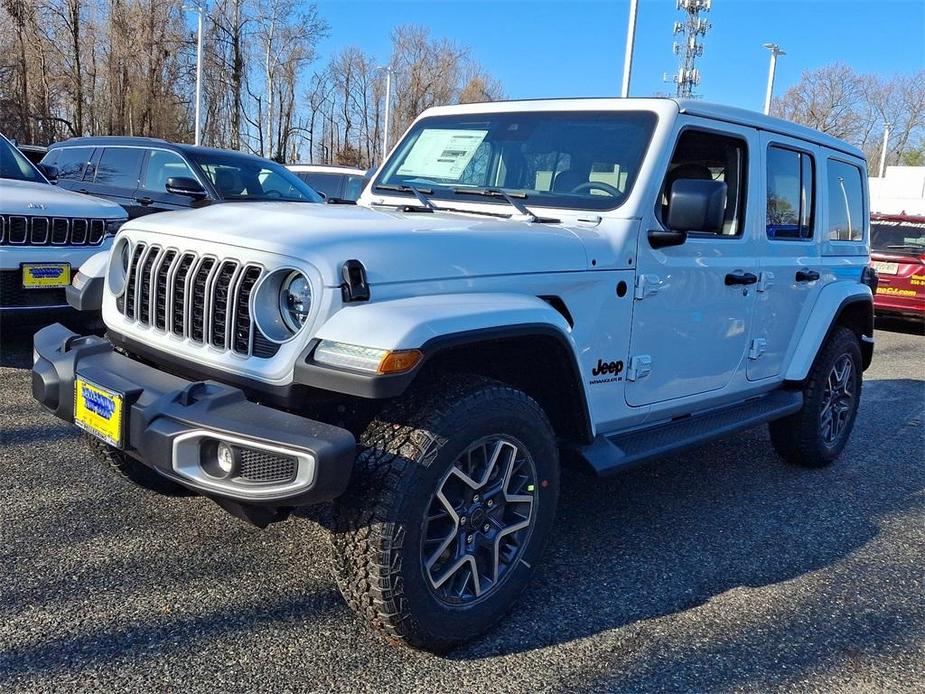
[
  {"xmin": 95, "ymin": 147, "xmax": 144, "ymax": 189},
  {"xmin": 766, "ymin": 145, "xmax": 814, "ymax": 240},
  {"xmin": 53, "ymin": 147, "xmax": 94, "ymax": 181},
  {"xmin": 826, "ymin": 159, "xmax": 865, "ymax": 241}
]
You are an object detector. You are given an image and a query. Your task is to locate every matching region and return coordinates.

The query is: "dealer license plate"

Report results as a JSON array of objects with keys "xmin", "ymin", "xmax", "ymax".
[
  {"xmin": 22, "ymin": 263, "xmax": 71, "ymax": 288},
  {"xmin": 74, "ymin": 377, "xmax": 124, "ymax": 447},
  {"xmin": 872, "ymin": 261, "xmax": 899, "ymax": 275}
]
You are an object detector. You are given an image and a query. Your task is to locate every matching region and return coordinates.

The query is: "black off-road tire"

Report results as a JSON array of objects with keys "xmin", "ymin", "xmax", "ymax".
[
  {"xmin": 769, "ymin": 327, "xmax": 863, "ymax": 468},
  {"xmin": 329, "ymin": 375, "xmax": 560, "ymax": 652},
  {"xmin": 84, "ymin": 434, "xmax": 194, "ymax": 496}
]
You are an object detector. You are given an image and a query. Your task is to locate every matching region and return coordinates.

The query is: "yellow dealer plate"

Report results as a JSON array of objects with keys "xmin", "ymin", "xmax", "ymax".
[
  {"xmin": 74, "ymin": 377, "xmax": 124, "ymax": 447},
  {"xmin": 22, "ymin": 263, "xmax": 71, "ymax": 288}
]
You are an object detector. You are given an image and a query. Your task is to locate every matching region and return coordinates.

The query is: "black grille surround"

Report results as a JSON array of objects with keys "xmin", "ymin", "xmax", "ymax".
[
  {"xmin": 1, "ymin": 214, "xmax": 108, "ymax": 246},
  {"xmin": 119, "ymin": 243, "xmax": 279, "ymax": 358}
]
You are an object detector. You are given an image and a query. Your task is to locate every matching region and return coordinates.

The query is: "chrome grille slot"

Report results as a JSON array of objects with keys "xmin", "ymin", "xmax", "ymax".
[
  {"xmin": 89, "ymin": 219, "xmax": 106, "ymax": 245},
  {"xmin": 31, "ymin": 218, "xmax": 49, "ymax": 244},
  {"xmin": 9, "ymin": 217, "xmax": 27, "ymax": 244},
  {"xmin": 51, "ymin": 218, "xmax": 68, "ymax": 244},
  {"xmin": 71, "ymin": 219, "xmax": 88, "ymax": 244},
  {"xmin": 123, "ymin": 242, "xmax": 147, "ymax": 319},
  {"xmin": 232, "ymin": 265, "xmax": 262, "ymax": 354},
  {"xmin": 138, "ymin": 245, "xmax": 161, "ymax": 324},
  {"xmin": 189, "ymin": 258, "xmax": 216, "ymax": 343},
  {"xmin": 153, "ymin": 249, "xmax": 177, "ymax": 330},
  {"xmin": 171, "ymin": 253, "xmax": 196, "ymax": 336},
  {"xmin": 210, "ymin": 261, "xmax": 239, "ymax": 349}
]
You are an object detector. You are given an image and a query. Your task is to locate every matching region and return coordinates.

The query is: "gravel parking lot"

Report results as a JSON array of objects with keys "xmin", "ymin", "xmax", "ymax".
[{"xmin": 1, "ymin": 321, "xmax": 923, "ymax": 693}]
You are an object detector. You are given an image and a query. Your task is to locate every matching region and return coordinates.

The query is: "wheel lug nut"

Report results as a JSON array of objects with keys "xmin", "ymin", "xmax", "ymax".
[
  {"xmin": 473, "ymin": 494, "xmax": 480, "ymax": 502},
  {"xmin": 460, "ymin": 516, "xmax": 467, "ymax": 525},
  {"xmin": 466, "ymin": 535, "xmax": 474, "ymax": 544},
  {"xmin": 483, "ymin": 523, "xmax": 490, "ymax": 532},
  {"xmin": 486, "ymin": 499, "xmax": 494, "ymax": 507}
]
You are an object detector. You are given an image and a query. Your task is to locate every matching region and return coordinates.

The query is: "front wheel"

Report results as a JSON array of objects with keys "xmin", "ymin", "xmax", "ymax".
[
  {"xmin": 769, "ymin": 327, "xmax": 863, "ymax": 467},
  {"xmin": 330, "ymin": 376, "xmax": 559, "ymax": 652}
]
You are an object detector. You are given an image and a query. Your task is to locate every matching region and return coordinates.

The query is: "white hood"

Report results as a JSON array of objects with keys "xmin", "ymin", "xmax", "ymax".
[
  {"xmin": 0, "ymin": 178, "xmax": 126, "ymax": 218},
  {"xmin": 121, "ymin": 201, "xmax": 603, "ymax": 286}
]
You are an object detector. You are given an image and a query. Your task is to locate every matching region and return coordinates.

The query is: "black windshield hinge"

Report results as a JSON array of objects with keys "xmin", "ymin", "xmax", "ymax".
[{"xmin": 341, "ymin": 259, "xmax": 370, "ymax": 303}]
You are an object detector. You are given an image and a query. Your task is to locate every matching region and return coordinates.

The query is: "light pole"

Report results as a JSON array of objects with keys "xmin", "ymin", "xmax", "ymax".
[
  {"xmin": 621, "ymin": 0, "xmax": 639, "ymax": 97},
  {"xmin": 377, "ymin": 65, "xmax": 394, "ymax": 164},
  {"xmin": 185, "ymin": 2, "xmax": 205, "ymax": 146},
  {"xmin": 762, "ymin": 42, "xmax": 785, "ymax": 116},
  {"xmin": 878, "ymin": 121, "xmax": 892, "ymax": 178}
]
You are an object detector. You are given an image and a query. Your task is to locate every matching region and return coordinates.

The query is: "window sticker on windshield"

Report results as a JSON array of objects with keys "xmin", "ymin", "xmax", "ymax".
[{"xmin": 397, "ymin": 129, "xmax": 488, "ymax": 180}]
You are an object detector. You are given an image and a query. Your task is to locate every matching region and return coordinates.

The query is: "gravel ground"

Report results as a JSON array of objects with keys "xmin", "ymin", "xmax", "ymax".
[{"xmin": 1, "ymin": 319, "xmax": 923, "ymax": 693}]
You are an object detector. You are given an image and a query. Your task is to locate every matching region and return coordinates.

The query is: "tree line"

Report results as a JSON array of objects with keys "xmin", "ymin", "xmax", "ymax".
[
  {"xmin": 0, "ymin": 0, "xmax": 502, "ymax": 167},
  {"xmin": 771, "ymin": 63, "xmax": 925, "ymax": 173}
]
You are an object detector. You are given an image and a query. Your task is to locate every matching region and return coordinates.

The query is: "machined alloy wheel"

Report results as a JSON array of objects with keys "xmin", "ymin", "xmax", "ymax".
[
  {"xmin": 422, "ymin": 436, "xmax": 537, "ymax": 605},
  {"xmin": 820, "ymin": 354, "xmax": 856, "ymax": 448}
]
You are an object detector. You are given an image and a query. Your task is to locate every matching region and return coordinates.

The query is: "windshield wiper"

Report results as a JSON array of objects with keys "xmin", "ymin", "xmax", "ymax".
[
  {"xmin": 373, "ymin": 183, "xmax": 435, "ymax": 211},
  {"xmin": 451, "ymin": 187, "xmax": 559, "ymax": 223}
]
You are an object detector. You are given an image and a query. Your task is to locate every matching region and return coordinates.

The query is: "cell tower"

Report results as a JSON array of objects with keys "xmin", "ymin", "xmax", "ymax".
[{"xmin": 665, "ymin": 0, "xmax": 712, "ymax": 98}]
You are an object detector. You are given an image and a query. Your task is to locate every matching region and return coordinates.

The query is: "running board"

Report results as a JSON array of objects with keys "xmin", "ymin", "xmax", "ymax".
[{"xmin": 578, "ymin": 390, "xmax": 803, "ymax": 476}]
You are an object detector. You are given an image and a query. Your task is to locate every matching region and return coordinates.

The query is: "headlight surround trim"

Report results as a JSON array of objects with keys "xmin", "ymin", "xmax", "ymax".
[{"xmin": 253, "ymin": 267, "xmax": 314, "ymax": 343}]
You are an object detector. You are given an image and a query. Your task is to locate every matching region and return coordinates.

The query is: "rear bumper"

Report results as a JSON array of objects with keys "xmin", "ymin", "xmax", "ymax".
[
  {"xmin": 874, "ymin": 294, "xmax": 925, "ymax": 319},
  {"xmin": 32, "ymin": 323, "xmax": 356, "ymax": 512}
]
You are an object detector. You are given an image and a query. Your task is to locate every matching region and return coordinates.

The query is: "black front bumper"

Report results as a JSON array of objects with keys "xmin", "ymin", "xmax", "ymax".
[{"xmin": 32, "ymin": 323, "xmax": 356, "ymax": 516}]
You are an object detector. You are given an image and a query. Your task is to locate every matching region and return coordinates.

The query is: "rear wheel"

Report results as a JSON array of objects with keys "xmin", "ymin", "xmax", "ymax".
[
  {"xmin": 769, "ymin": 327, "xmax": 863, "ymax": 467},
  {"xmin": 329, "ymin": 375, "xmax": 559, "ymax": 652}
]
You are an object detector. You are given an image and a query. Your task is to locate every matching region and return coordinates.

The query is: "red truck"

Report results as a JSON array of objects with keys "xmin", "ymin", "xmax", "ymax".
[{"xmin": 870, "ymin": 213, "xmax": 925, "ymax": 321}]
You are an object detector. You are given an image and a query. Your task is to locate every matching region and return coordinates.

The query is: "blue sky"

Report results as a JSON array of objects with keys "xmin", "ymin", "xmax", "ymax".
[{"xmin": 314, "ymin": 0, "xmax": 925, "ymax": 110}]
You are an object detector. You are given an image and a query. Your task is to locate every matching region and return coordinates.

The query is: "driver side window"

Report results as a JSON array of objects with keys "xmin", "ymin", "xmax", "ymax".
[{"xmin": 660, "ymin": 130, "xmax": 748, "ymax": 236}]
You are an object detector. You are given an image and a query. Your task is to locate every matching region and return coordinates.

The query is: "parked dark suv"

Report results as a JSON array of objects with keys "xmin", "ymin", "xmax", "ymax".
[{"xmin": 42, "ymin": 137, "xmax": 322, "ymax": 219}]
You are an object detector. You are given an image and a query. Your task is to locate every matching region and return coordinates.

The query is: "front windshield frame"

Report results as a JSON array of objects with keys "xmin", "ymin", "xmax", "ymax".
[
  {"xmin": 0, "ymin": 135, "xmax": 48, "ymax": 185},
  {"xmin": 372, "ymin": 109, "xmax": 659, "ymax": 213},
  {"xmin": 187, "ymin": 150, "xmax": 322, "ymax": 203},
  {"xmin": 870, "ymin": 220, "xmax": 925, "ymax": 255}
]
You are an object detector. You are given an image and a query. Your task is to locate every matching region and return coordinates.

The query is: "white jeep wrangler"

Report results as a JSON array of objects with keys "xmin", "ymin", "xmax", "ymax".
[{"xmin": 33, "ymin": 98, "xmax": 876, "ymax": 651}]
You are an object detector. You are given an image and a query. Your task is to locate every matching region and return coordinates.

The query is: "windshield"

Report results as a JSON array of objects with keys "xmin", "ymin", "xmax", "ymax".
[
  {"xmin": 871, "ymin": 220, "xmax": 925, "ymax": 255},
  {"xmin": 188, "ymin": 151, "xmax": 322, "ymax": 203},
  {"xmin": 0, "ymin": 135, "xmax": 46, "ymax": 184},
  {"xmin": 375, "ymin": 110, "xmax": 657, "ymax": 212}
]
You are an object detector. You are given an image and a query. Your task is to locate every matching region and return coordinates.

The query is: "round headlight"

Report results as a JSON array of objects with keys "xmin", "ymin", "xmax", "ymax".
[
  {"xmin": 278, "ymin": 271, "xmax": 312, "ymax": 333},
  {"xmin": 108, "ymin": 237, "xmax": 131, "ymax": 296}
]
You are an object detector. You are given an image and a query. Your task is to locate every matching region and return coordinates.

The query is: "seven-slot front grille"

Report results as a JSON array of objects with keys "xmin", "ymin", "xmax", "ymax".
[
  {"xmin": 0, "ymin": 215, "xmax": 107, "ymax": 246},
  {"xmin": 119, "ymin": 243, "xmax": 279, "ymax": 358}
]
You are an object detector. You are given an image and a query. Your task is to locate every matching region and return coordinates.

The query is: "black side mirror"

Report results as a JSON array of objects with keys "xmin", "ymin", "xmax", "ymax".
[
  {"xmin": 667, "ymin": 179, "xmax": 727, "ymax": 233},
  {"xmin": 649, "ymin": 179, "xmax": 727, "ymax": 249},
  {"xmin": 38, "ymin": 163, "xmax": 59, "ymax": 183},
  {"xmin": 165, "ymin": 176, "xmax": 207, "ymax": 199}
]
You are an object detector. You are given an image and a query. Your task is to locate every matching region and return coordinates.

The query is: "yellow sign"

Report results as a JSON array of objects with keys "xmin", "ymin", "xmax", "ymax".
[
  {"xmin": 22, "ymin": 263, "xmax": 71, "ymax": 289},
  {"xmin": 74, "ymin": 377, "xmax": 124, "ymax": 447}
]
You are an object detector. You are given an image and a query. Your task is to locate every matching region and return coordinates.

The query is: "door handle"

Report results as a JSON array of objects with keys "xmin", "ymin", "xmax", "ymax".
[
  {"xmin": 725, "ymin": 271, "xmax": 758, "ymax": 286},
  {"xmin": 795, "ymin": 269, "xmax": 820, "ymax": 282},
  {"xmin": 135, "ymin": 196, "xmax": 153, "ymax": 206},
  {"xmin": 77, "ymin": 188, "xmax": 89, "ymax": 194}
]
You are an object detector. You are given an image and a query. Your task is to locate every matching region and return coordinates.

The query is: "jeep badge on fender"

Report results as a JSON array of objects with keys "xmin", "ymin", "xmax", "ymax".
[{"xmin": 31, "ymin": 98, "xmax": 874, "ymax": 653}]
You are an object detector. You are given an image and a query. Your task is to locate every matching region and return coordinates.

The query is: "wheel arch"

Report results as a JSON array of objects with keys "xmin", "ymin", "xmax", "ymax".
[
  {"xmin": 784, "ymin": 286, "xmax": 874, "ymax": 383},
  {"xmin": 299, "ymin": 293, "xmax": 594, "ymax": 445}
]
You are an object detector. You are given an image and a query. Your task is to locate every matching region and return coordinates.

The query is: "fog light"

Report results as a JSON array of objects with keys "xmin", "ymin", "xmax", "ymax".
[
  {"xmin": 201, "ymin": 439, "xmax": 240, "ymax": 479},
  {"xmin": 217, "ymin": 442, "xmax": 235, "ymax": 475}
]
